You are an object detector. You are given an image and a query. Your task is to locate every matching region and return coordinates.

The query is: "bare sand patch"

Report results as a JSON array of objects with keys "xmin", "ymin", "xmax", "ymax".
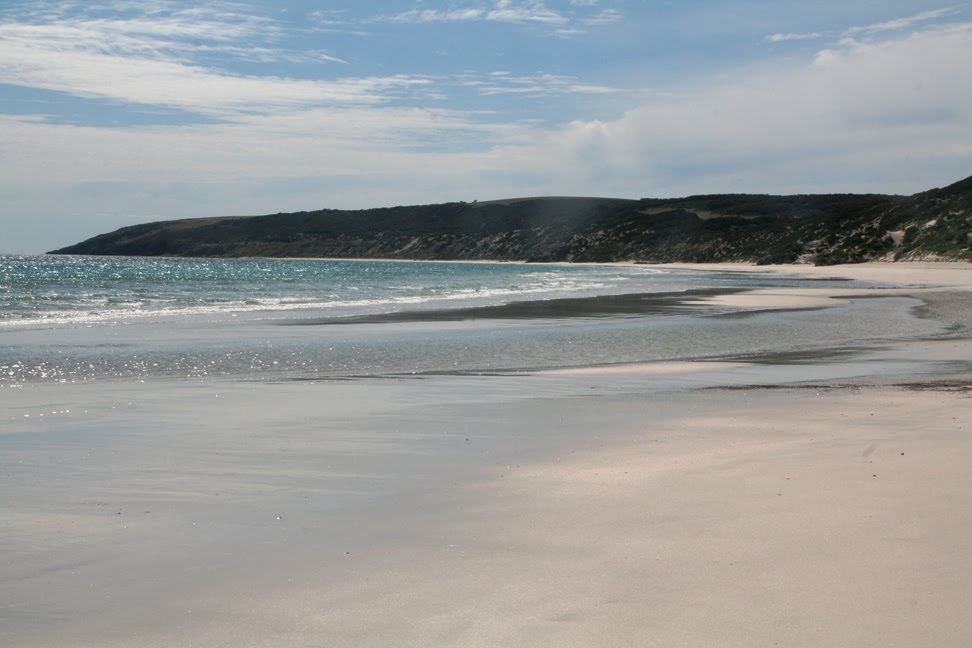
[
  {"xmin": 660, "ymin": 261, "xmax": 972, "ymax": 291},
  {"xmin": 112, "ymin": 385, "xmax": 971, "ymax": 648}
]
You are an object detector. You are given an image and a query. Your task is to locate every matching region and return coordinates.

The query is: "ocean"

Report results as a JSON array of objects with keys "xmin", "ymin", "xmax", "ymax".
[{"xmin": 0, "ymin": 254, "xmax": 943, "ymax": 384}]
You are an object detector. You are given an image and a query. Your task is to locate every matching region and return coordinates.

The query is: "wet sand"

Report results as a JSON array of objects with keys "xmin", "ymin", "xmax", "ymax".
[
  {"xmin": 283, "ymin": 288, "xmax": 747, "ymax": 325},
  {"xmin": 2, "ymin": 262, "xmax": 971, "ymax": 647}
]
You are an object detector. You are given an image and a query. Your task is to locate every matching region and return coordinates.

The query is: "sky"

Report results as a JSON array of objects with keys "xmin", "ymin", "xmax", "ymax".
[{"xmin": 1, "ymin": 1, "xmax": 971, "ymax": 253}]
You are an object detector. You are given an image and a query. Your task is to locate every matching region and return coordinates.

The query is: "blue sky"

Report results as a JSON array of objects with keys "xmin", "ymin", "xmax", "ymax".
[{"xmin": 1, "ymin": 1, "xmax": 971, "ymax": 252}]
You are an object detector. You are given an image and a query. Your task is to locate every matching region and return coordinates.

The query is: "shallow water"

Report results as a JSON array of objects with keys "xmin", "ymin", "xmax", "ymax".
[
  {"xmin": 1, "ymin": 255, "xmax": 749, "ymax": 326},
  {"xmin": 0, "ymin": 256, "xmax": 923, "ymax": 384}
]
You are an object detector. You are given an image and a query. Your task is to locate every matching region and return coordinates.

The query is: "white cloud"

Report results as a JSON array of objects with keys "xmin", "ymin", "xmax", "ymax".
[
  {"xmin": 369, "ymin": 1, "xmax": 628, "ymax": 35},
  {"xmin": 518, "ymin": 20, "xmax": 972, "ymax": 195},
  {"xmin": 0, "ymin": 6, "xmax": 427, "ymax": 117},
  {"xmin": 0, "ymin": 34, "xmax": 430, "ymax": 115},
  {"xmin": 844, "ymin": 6, "xmax": 960, "ymax": 36},
  {"xmin": 307, "ymin": 9, "xmax": 349, "ymax": 26},
  {"xmin": 376, "ymin": 1, "xmax": 567, "ymax": 26},
  {"xmin": 766, "ymin": 32, "xmax": 824, "ymax": 42},
  {"xmin": 582, "ymin": 9, "xmax": 622, "ymax": 27},
  {"xmin": 0, "ymin": 106, "xmax": 527, "ymax": 186},
  {"xmin": 456, "ymin": 72, "xmax": 616, "ymax": 97},
  {"xmin": 767, "ymin": 8, "xmax": 962, "ymax": 45},
  {"xmin": 4, "ymin": 1, "xmax": 286, "ymax": 55},
  {"xmin": 380, "ymin": 8, "xmax": 487, "ymax": 24},
  {"xmin": 487, "ymin": 0, "xmax": 567, "ymax": 24}
]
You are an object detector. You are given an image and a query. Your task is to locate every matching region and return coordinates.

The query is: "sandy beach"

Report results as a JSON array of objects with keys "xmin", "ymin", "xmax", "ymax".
[
  {"xmin": 265, "ymin": 385, "xmax": 972, "ymax": 648},
  {"xmin": 2, "ymin": 262, "xmax": 971, "ymax": 647}
]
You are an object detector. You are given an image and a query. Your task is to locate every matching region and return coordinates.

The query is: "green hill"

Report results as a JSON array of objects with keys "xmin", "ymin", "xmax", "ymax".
[{"xmin": 50, "ymin": 176, "xmax": 972, "ymax": 264}]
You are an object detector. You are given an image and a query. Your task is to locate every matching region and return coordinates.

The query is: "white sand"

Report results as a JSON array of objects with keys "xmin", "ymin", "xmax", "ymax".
[
  {"xmin": 668, "ymin": 261, "xmax": 972, "ymax": 313},
  {"xmin": 662, "ymin": 260, "xmax": 972, "ymax": 289},
  {"xmin": 284, "ymin": 387, "xmax": 972, "ymax": 648},
  {"xmin": 84, "ymin": 384, "xmax": 969, "ymax": 648}
]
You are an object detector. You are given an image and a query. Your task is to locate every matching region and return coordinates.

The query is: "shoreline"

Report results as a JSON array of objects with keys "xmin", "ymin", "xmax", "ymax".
[
  {"xmin": 218, "ymin": 259, "xmax": 972, "ymax": 328},
  {"xmin": 4, "ymin": 262, "xmax": 971, "ymax": 385},
  {"xmin": 32, "ymin": 253, "xmax": 972, "ymax": 274},
  {"xmin": 281, "ymin": 287, "xmax": 748, "ymax": 325},
  {"xmin": 34, "ymin": 251, "xmax": 972, "ymax": 268}
]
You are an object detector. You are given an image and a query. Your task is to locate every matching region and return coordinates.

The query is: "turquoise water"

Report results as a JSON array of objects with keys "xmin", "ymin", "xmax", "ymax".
[
  {"xmin": 0, "ymin": 255, "xmax": 866, "ymax": 327},
  {"xmin": 1, "ymin": 255, "xmax": 671, "ymax": 326},
  {"xmin": 0, "ymin": 255, "xmax": 940, "ymax": 384}
]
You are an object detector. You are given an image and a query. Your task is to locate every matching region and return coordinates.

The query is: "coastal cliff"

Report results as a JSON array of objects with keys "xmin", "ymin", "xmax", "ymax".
[{"xmin": 50, "ymin": 175, "xmax": 972, "ymax": 264}]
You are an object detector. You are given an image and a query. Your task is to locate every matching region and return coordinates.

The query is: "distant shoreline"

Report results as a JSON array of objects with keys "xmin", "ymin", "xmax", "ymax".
[{"xmin": 35, "ymin": 251, "xmax": 972, "ymax": 267}]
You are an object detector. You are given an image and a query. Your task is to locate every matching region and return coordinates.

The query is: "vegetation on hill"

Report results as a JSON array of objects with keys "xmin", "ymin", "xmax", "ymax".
[{"xmin": 50, "ymin": 176, "xmax": 972, "ymax": 264}]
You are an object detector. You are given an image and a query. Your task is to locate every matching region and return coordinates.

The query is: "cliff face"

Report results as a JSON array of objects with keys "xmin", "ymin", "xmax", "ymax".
[{"xmin": 50, "ymin": 176, "xmax": 972, "ymax": 264}]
